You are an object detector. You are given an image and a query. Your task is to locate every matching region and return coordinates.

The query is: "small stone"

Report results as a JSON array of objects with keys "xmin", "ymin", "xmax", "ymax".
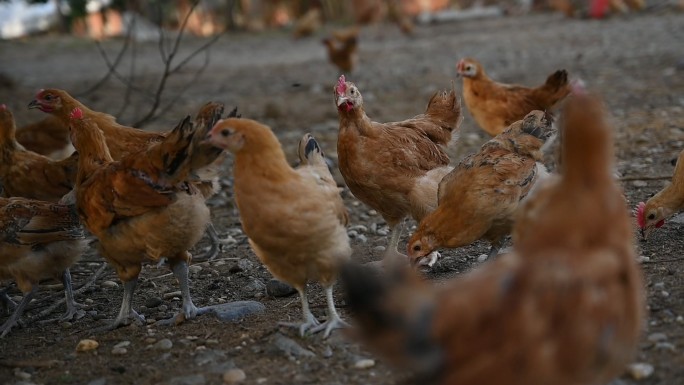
[
  {"xmin": 647, "ymin": 332, "xmax": 667, "ymax": 342},
  {"xmin": 111, "ymin": 347, "xmax": 128, "ymax": 355},
  {"xmin": 206, "ymin": 339, "xmax": 219, "ymax": 345},
  {"xmin": 654, "ymin": 342, "xmax": 676, "ymax": 352},
  {"xmin": 368, "ymin": 210, "xmax": 377, "ymax": 216},
  {"xmin": 242, "ymin": 278, "xmax": 266, "ymax": 293},
  {"xmin": 348, "ymin": 225, "xmax": 368, "ymax": 233},
  {"xmin": 61, "ymin": 321, "xmax": 72, "ymax": 329},
  {"xmin": 627, "ymin": 362, "xmax": 654, "ymax": 380},
  {"xmin": 676, "ymin": 315, "xmax": 683, "ymax": 324},
  {"xmin": 76, "ymin": 339, "xmax": 99, "ymax": 352},
  {"xmin": 322, "ymin": 346, "xmax": 333, "ymax": 358},
  {"xmin": 153, "ymin": 338, "xmax": 173, "ymax": 350},
  {"xmin": 271, "ymin": 333, "xmax": 315, "ymax": 358},
  {"xmin": 145, "ymin": 337, "xmax": 156, "ymax": 344},
  {"xmin": 348, "ymin": 230, "xmax": 358, "ymax": 238},
  {"xmin": 354, "ymin": 358, "xmax": 375, "ymax": 369},
  {"xmin": 169, "ymin": 374, "xmax": 206, "ymax": 385},
  {"xmin": 660, "ymin": 290, "xmax": 670, "ymax": 298},
  {"xmin": 114, "ymin": 341, "xmax": 131, "ymax": 349},
  {"xmin": 373, "ymin": 245, "xmax": 386, "ymax": 252},
  {"xmin": 653, "ymin": 282, "xmax": 665, "ymax": 290},
  {"xmin": 631, "ymin": 180, "xmax": 647, "ymax": 187},
  {"xmin": 101, "ymin": 280, "xmax": 119, "ymax": 288},
  {"xmin": 477, "ymin": 254, "xmax": 488, "ymax": 263},
  {"xmin": 376, "ymin": 229, "xmax": 389, "ymax": 236},
  {"xmin": 207, "ymin": 301, "xmax": 266, "ymax": 322},
  {"xmin": 237, "ymin": 258, "xmax": 254, "ymax": 271},
  {"xmin": 14, "ymin": 368, "xmax": 31, "ymax": 380},
  {"xmin": 266, "ymin": 279, "xmax": 297, "ymax": 298},
  {"xmin": 222, "ymin": 369, "xmax": 246, "ymax": 384},
  {"xmin": 164, "ymin": 291, "xmax": 182, "ymax": 300},
  {"xmin": 189, "ymin": 265, "xmax": 203, "ymax": 274},
  {"xmin": 145, "ymin": 297, "xmax": 163, "ymax": 308},
  {"xmin": 356, "ymin": 234, "xmax": 368, "ymax": 243},
  {"xmin": 636, "ymin": 255, "xmax": 650, "ymax": 263}
]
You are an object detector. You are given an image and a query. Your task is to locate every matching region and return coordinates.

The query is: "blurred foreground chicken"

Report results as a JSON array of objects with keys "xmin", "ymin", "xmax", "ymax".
[
  {"xmin": 322, "ymin": 27, "xmax": 359, "ymax": 73},
  {"xmin": 457, "ymin": 58, "xmax": 572, "ymax": 136},
  {"xmin": 342, "ymin": 92, "xmax": 644, "ymax": 385},
  {"xmin": 635, "ymin": 149, "xmax": 684, "ymax": 239},
  {"xmin": 208, "ymin": 119, "xmax": 351, "ymax": 337},
  {"xmin": 407, "ymin": 110, "xmax": 553, "ymax": 267},
  {"xmin": 28, "ymin": 89, "xmax": 232, "ymax": 260},
  {"xmin": 0, "ymin": 197, "xmax": 86, "ymax": 337},
  {"xmin": 68, "ymin": 108, "xmax": 220, "ymax": 330},
  {"xmin": 0, "ymin": 104, "xmax": 77, "ymax": 202},
  {"xmin": 335, "ymin": 75, "xmax": 461, "ymax": 265}
]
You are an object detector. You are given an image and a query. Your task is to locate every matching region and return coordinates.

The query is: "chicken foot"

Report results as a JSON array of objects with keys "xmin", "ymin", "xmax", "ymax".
[
  {"xmin": 195, "ymin": 223, "xmax": 222, "ymax": 261},
  {"xmin": 278, "ymin": 286, "xmax": 320, "ymax": 336},
  {"xmin": 38, "ymin": 269, "xmax": 86, "ymax": 324},
  {"xmin": 372, "ymin": 220, "xmax": 409, "ymax": 267},
  {"xmin": 0, "ymin": 287, "xmax": 17, "ymax": 316},
  {"xmin": 309, "ymin": 285, "xmax": 349, "ymax": 338},
  {"xmin": 95, "ymin": 278, "xmax": 145, "ymax": 332},
  {"xmin": 170, "ymin": 259, "xmax": 207, "ymax": 320},
  {"xmin": 0, "ymin": 287, "xmax": 37, "ymax": 338}
]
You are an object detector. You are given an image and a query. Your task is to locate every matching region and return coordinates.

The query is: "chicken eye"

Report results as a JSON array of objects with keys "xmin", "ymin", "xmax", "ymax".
[
  {"xmin": 44, "ymin": 94, "xmax": 53, "ymax": 101},
  {"xmin": 647, "ymin": 213, "xmax": 656, "ymax": 220},
  {"xmin": 350, "ymin": 89, "xmax": 355, "ymax": 95},
  {"xmin": 221, "ymin": 129, "xmax": 231, "ymax": 137},
  {"xmin": 413, "ymin": 244, "xmax": 421, "ymax": 251}
]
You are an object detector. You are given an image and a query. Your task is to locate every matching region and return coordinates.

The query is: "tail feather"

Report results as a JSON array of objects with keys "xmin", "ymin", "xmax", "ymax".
[
  {"xmin": 158, "ymin": 115, "xmax": 195, "ymax": 181},
  {"xmin": 533, "ymin": 69, "xmax": 571, "ymax": 107},
  {"xmin": 188, "ymin": 103, "xmax": 240, "ymax": 177},
  {"xmin": 425, "ymin": 85, "xmax": 462, "ymax": 133}
]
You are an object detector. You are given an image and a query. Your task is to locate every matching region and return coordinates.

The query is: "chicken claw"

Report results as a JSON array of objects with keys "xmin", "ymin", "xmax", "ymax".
[
  {"xmin": 308, "ymin": 286, "xmax": 349, "ymax": 338},
  {"xmin": 0, "ymin": 287, "xmax": 36, "ymax": 338},
  {"xmin": 194, "ymin": 223, "xmax": 223, "ymax": 261},
  {"xmin": 94, "ymin": 279, "xmax": 145, "ymax": 332},
  {"xmin": 278, "ymin": 287, "xmax": 320, "ymax": 336}
]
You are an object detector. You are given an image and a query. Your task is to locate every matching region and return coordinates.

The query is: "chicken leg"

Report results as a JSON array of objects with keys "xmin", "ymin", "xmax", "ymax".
[
  {"xmin": 0, "ymin": 287, "xmax": 16, "ymax": 316},
  {"xmin": 60, "ymin": 269, "xmax": 84, "ymax": 321},
  {"xmin": 96, "ymin": 278, "xmax": 145, "ymax": 331},
  {"xmin": 170, "ymin": 258, "xmax": 207, "ymax": 320},
  {"xmin": 381, "ymin": 220, "xmax": 409, "ymax": 265},
  {"xmin": 310, "ymin": 285, "xmax": 349, "ymax": 338},
  {"xmin": 0, "ymin": 287, "xmax": 37, "ymax": 337},
  {"xmin": 279, "ymin": 286, "xmax": 320, "ymax": 336},
  {"xmin": 195, "ymin": 223, "xmax": 222, "ymax": 261}
]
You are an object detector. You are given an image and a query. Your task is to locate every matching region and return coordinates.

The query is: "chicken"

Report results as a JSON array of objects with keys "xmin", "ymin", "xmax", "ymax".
[
  {"xmin": 334, "ymin": 75, "xmax": 461, "ymax": 265},
  {"xmin": 15, "ymin": 115, "xmax": 73, "ymax": 160},
  {"xmin": 0, "ymin": 104, "xmax": 77, "ymax": 202},
  {"xmin": 457, "ymin": 58, "xmax": 572, "ymax": 137},
  {"xmin": 207, "ymin": 119, "xmax": 351, "ymax": 338},
  {"xmin": 407, "ymin": 110, "xmax": 553, "ymax": 267},
  {"xmin": 28, "ymin": 89, "xmax": 234, "ymax": 260},
  {"xmin": 322, "ymin": 27, "xmax": 359, "ymax": 73},
  {"xmin": 635, "ymin": 149, "xmax": 684, "ymax": 239},
  {"xmin": 292, "ymin": 7, "xmax": 322, "ymax": 39},
  {"xmin": 67, "ymin": 107, "xmax": 218, "ymax": 330},
  {"xmin": 341, "ymin": 91, "xmax": 644, "ymax": 385},
  {"xmin": 0, "ymin": 197, "xmax": 87, "ymax": 337}
]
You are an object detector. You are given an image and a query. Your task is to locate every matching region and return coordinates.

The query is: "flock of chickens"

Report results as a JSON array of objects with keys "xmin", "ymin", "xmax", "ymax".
[{"xmin": 0, "ymin": 53, "xmax": 680, "ymax": 384}]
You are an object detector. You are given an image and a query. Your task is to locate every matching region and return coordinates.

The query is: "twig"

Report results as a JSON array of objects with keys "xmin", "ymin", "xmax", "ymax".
[{"xmin": 619, "ymin": 175, "xmax": 671, "ymax": 182}]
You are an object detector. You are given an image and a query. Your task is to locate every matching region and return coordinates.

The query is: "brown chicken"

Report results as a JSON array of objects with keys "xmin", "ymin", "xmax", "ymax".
[
  {"xmin": 334, "ymin": 75, "xmax": 461, "ymax": 265},
  {"xmin": 322, "ymin": 27, "xmax": 359, "ymax": 73},
  {"xmin": 208, "ymin": 119, "xmax": 351, "ymax": 337},
  {"xmin": 68, "ymin": 107, "xmax": 219, "ymax": 329},
  {"xmin": 0, "ymin": 197, "xmax": 87, "ymax": 337},
  {"xmin": 457, "ymin": 57, "xmax": 572, "ymax": 136},
  {"xmin": 0, "ymin": 104, "xmax": 77, "ymax": 202},
  {"xmin": 28, "ymin": 89, "xmax": 233, "ymax": 260},
  {"xmin": 342, "ymin": 92, "xmax": 644, "ymax": 385},
  {"xmin": 407, "ymin": 110, "xmax": 553, "ymax": 267},
  {"xmin": 292, "ymin": 7, "xmax": 322, "ymax": 39},
  {"xmin": 15, "ymin": 115, "xmax": 73, "ymax": 159},
  {"xmin": 635, "ymin": 149, "xmax": 684, "ymax": 239}
]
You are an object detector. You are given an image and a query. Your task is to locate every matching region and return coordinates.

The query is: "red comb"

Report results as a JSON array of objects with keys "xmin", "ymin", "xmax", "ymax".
[
  {"xmin": 635, "ymin": 202, "xmax": 646, "ymax": 228},
  {"xmin": 0, "ymin": 104, "xmax": 6, "ymax": 111},
  {"xmin": 457, "ymin": 59, "xmax": 464, "ymax": 72},
  {"xmin": 336, "ymin": 75, "xmax": 347, "ymax": 95},
  {"xmin": 70, "ymin": 107, "xmax": 83, "ymax": 120}
]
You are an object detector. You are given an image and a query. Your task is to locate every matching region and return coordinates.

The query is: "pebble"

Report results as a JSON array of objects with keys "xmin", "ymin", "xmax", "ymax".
[
  {"xmin": 373, "ymin": 245, "xmax": 386, "ymax": 252},
  {"xmin": 265, "ymin": 279, "xmax": 297, "ymax": 298},
  {"xmin": 237, "ymin": 259, "xmax": 254, "ymax": 271},
  {"xmin": 653, "ymin": 282, "xmax": 665, "ymax": 290},
  {"xmin": 676, "ymin": 315, "xmax": 683, "ymax": 324},
  {"xmin": 145, "ymin": 337, "xmax": 157, "ymax": 344},
  {"xmin": 636, "ymin": 255, "xmax": 650, "ymax": 263},
  {"xmin": 477, "ymin": 254, "xmax": 488, "ymax": 263},
  {"xmin": 660, "ymin": 290, "xmax": 670, "ymax": 298},
  {"xmin": 111, "ymin": 347, "xmax": 128, "ymax": 355},
  {"xmin": 189, "ymin": 265, "xmax": 203, "ymax": 275},
  {"xmin": 153, "ymin": 338, "xmax": 173, "ymax": 350},
  {"xmin": 354, "ymin": 359, "xmax": 375, "ymax": 369},
  {"xmin": 114, "ymin": 341, "xmax": 131, "ymax": 349},
  {"xmin": 145, "ymin": 297, "xmax": 163, "ymax": 308},
  {"xmin": 368, "ymin": 210, "xmax": 377, "ymax": 216},
  {"xmin": 647, "ymin": 332, "xmax": 667, "ymax": 343},
  {"xmin": 242, "ymin": 278, "xmax": 266, "ymax": 293},
  {"xmin": 627, "ymin": 362, "xmax": 654, "ymax": 380},
  {"xmin": 355, "ymin": 234, "xmax": 368, "ymax": 243},
  {"xmin": 631, "ymin": 180, "xmax": 648, "ymax": 187},
  {"xmin": 655, "ymin": 342, "xmax": 676, "ymax": 352},
  {"xmin": 348, "ymin": 225, "xmax": 368, "ymax": 233},
  {"xmin": 271, "ymin": 333, "xmax": 315, "ymax": 358},
  {"xmin": 76, "ymin": 339, "xmax": 99, "ymax": 352},
  {"xmin": 222, "ymin": 369, "xmax": 246, "ymax": 384},
  {"xmin": 101, "ymin": 280, "xmax": 119, "ymax": 288},
  {"xmin": 164, "ymin": 291, "xmax": 182, "ymax": 300},
  {"xmin": 87, "ymin": 378, "xmax": 107, "ymax": 385},
  {"xmin": 376, "ymin": 229, "xmax": 389, "ymax": 236},
  {"xmin": 14, "ymin": 368, "xmax": 31, "ymax": 380},
  {"xmin": 322, "ymin": 345, "xmax": 333, "ymax": 358}
]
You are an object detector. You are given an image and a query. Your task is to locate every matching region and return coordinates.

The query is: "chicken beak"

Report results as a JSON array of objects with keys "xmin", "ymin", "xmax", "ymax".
[
  {"xmin": 27, "ymin": 99, "xmax": 40, "ymax": 109},
  {"xmin": 336, "ymin": 96, "xmax": 349, "ymax": 107}
]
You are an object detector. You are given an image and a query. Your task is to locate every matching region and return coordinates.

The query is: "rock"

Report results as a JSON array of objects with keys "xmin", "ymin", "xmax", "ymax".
[
  {"xmin": 114, "ymin": 341, "xmax": 131, "ymax": 349},
  {"xmin": 163, "ymin": 291, "xmax": 182, "ymax": 300},
  {"xmin": 76, "ymin": 339, "xmax": 99, "ymax": 352},
  {"xmin": 189, "ymin": 265, "xmax": 203, "ymax": 275},
  {"xmin": 206, "ymin": 301, "xmax": 266, "ymax": 322},
  {"xmin": 271, "ymin": 333, "xmax": 315, "ymax": 358},
  {"xmin": 631, "ymin": 180, "xmax": 647, "ymax": 187},
  {"xmin": 653, "ymin": 282, "xmax": 665, "ymax": 290},
  {"xmin": 322, "ymin": 345, "xmax": 333, "ymax": 358},
  {"xmin": 169, "ymin": 374, "xmax": 206, "ymax": 385},
  {"xmin": 655, "ymin": 342, "xmax": 676, "ymax": 352},
  {"xmin": 477, "ymin": 254, "xmax": 488, "ymax": 263},
  {"xmin": 101, "ymin": 280, "xmax": 119, "ymax": 288},
  {"xmin": 660, "ymin": 290, "xmax": 670, "ymax": 298},
  {"xmin": 237, "ymin": 259, "xmax": 254, "ymax": 271},
  {"xmin": 368, "ymin": 210, "xmax": 378, "ymax": 216},
  {"xmin": 242, "ymin": 278, "xmax": 266, "ymax": 293},
  {"xmin": 627, "ymin": 362, "xmax": 654, "ymax": 380},
  {"xmin": 14, "ymin": 368, "xmax": 31, "ymax": 380},
  {"xmin": 355, "ymin": 234, "xmax": 368, "ymax": 243},
  {"xmin": 111, "ymin": 347, "xmax": 128, "ymax": 355},
  {"xmin": 647, "ymin": 332, "xmax": 667, "ymax": 342},
  {"xmin": 145, "ymin": 297, "xmax": 163, "ymax": 308},
  {"xmin": 266, "ymin": 279, "xmax": 297, "ymax": 298},
  {"xmin": 354, "ymin": 358, "xmax": 375, "ymax": 369},
  {"xmin": 153, "ymin": 338, "xmax": 173, "ymax": 350},
  {"xmin": 348, "ymin": 225, "xmax": 368, "ymax": 233},
  {"xmin": 373, "ymin": 245, "xmax": 386, "ymax": 252},
  {"xmin": 222, "ymin": 369, "xmax": 246, "ymax": 384}
]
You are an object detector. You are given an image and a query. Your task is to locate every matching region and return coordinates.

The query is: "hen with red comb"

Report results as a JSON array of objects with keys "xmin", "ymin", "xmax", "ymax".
[{"xmin": 635, "ymin": 149, "xmax": 684, "ymax": 239}]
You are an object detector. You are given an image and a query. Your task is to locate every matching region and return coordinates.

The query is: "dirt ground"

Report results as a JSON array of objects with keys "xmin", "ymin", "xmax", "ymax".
[{"xmin": 0, "ymin": 9, "xmax": 684, "ymax": 385}]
